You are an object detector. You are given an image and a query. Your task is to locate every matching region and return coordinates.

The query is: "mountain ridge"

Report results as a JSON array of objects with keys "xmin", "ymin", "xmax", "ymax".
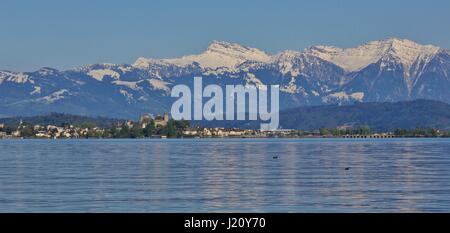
[
  {"xmin": 1, "ymin": 38, "xmax": 450, "ymax": 118},
  {"xmin": 2, "ymin": 37, "xmax": 445, "ymax": 74}
]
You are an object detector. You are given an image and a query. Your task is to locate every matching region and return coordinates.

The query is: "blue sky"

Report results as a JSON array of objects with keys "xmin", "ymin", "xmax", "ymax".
[{"xmin": 1, "ymin": 0, "xmax": 450, "ymax": 71}]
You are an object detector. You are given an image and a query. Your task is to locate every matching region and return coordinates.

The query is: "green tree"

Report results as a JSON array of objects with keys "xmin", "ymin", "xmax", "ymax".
[
  {"xmin": 143, "ymin": 120, "xmax": 156, "ymax": 137},
  {"xmin": 19, "ymin": 125, "xmax": 35, "ymax": 138},
  {"xmin": 319, "ymin": 128, "xmax": 330, "ymax": 136},
  {"xmin": 130, "ymin": 125, "xmax": 144, "ymax": 138},
  {"xmin": 394, "ymin": 128, "xmax": 408, "ymax": 136},
  {"xmin": 1, "ymin": 126, "xmax": 14, "ymax": 134},
  {"xmin": 119, "ymin": 125, "xmax": 131, "ymax": 138},
  {"xmin": 174, "ymin": 119, "xmax": 190, "ymax": 130},
  {"xmin": 358, "ymin": 126, "xmax": 371, "ymax": 135},
  {"xmin": 77, "ymin": 122, "xmax": 96, "ymax": 129},
  {"xmin": 166, "ymin": 119, "xmax": 178, "ymax": 138}
]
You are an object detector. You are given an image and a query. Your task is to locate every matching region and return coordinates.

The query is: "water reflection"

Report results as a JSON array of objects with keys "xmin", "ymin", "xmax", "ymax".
[{"xmin": 0, "ymin": 138, "xmax": 450, "ymax": 212}]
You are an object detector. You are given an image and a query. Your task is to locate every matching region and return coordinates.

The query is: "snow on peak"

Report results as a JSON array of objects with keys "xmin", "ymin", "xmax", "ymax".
[
  {"xmin": 37, "ymin": 89, "xmax": 70, "ymax": 104},
  {"xmin": 148, "ymin": 79, "xmax": 170, "ymax": 92},
  {"xmin": 322, "ymin": 91, "xmax": 365, "ymax": 103},
  {"xmin": 87, "ymin": 69, "xmax": 120, "ymax": 81},
  {"xmin": 0, "ymin": 70, "xmax": 32, "ymax": 84},
  {"xmin": 133, "ymin": 40, "xmax": 272, "ymax": 70},
  {"xmin": 273, "ymin": 50, "xmax": 304, "ymax": 76},
  {"xmin": 275, "ymin": 50, "xmax": 303, "ymax": 61},
  {"xmin": 383, "ymin": 38, "xmax": 440, "ymax": 73},
  {"xmin": 132, "ymin": 38, "xmax": 442, "ymax": 79},
  {"xmin": 37, "ymin": 67, "xmax": 59, "ymax": 75},
  {"xmin": 112, "ymin": 80, "xmax": 141, "ymax": 91},
  {"xmin": 204, "ymin": 40, "xmax": 270, "ymax": 61},
  {"xmin": 133, "ymin": 57, "xmax": 172, "ymax": 69},
  {"xmin": 306, "ymin": 38, "xmax": 440, "ymax": 72}
]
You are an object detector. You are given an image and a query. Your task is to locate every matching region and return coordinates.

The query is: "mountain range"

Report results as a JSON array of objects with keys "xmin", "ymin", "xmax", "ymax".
[{"xmin": 1, "ymin": 38, "xmax": 450, "ymax": 118}]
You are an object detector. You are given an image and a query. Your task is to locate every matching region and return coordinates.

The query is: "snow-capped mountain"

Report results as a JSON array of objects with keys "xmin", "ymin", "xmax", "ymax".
[
  {"xmin": 1, "ymin": 38, "xmax": 450, "ymax": 118},
  {"xmin": 305, "ymin": 38, "xmax": 440, "ymax": 73},
  {"xmin": 134, "ymin": 40, "xmax": 272, "ymax": 70}
]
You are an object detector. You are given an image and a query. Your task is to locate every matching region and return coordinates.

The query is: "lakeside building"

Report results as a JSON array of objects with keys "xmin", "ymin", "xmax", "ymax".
[
  {"xmin": 139, "ymin": 113, "xmax": 169, "ymax": 128},
  {"xmin": 126, "ymin": 120, "xmax": 134, "ymax": 128},
  {"xmin": 182, "ymin": 127, "xmax": 255, "ymax": 137},
  {"xmin": 139, "ymin": 113, "xmax": 154, "ymax": 128},
  {"xmin": 154, "ymin": 113, "xmax": 169, "ymax": 127},
  {"xmin": 12, "ymin": 130, "xmax": 21, "ymax": 137}
]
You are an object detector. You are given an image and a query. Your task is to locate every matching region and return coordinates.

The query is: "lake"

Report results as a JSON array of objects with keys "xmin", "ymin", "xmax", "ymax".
[{"xmin": 0, "ymin": 138, "xmax": 449, "ymax": 212}]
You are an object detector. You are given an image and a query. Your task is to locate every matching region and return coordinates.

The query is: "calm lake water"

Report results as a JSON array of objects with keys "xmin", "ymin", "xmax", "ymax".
[{"xmin": 0, "ymin": 138, "xmax": 449, "ymax": 212}]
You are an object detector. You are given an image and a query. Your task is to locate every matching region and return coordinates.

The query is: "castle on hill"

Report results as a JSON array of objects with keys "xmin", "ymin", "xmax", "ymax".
[{"xmin": 139, "ymin": 113, "xmax": 169, "ymax": 128}]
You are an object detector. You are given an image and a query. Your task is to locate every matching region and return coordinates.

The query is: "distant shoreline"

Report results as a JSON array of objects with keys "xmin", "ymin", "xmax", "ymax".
[{"xmin": 2, "ymin": 135, "xmax": 450, "ymax": 140}]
